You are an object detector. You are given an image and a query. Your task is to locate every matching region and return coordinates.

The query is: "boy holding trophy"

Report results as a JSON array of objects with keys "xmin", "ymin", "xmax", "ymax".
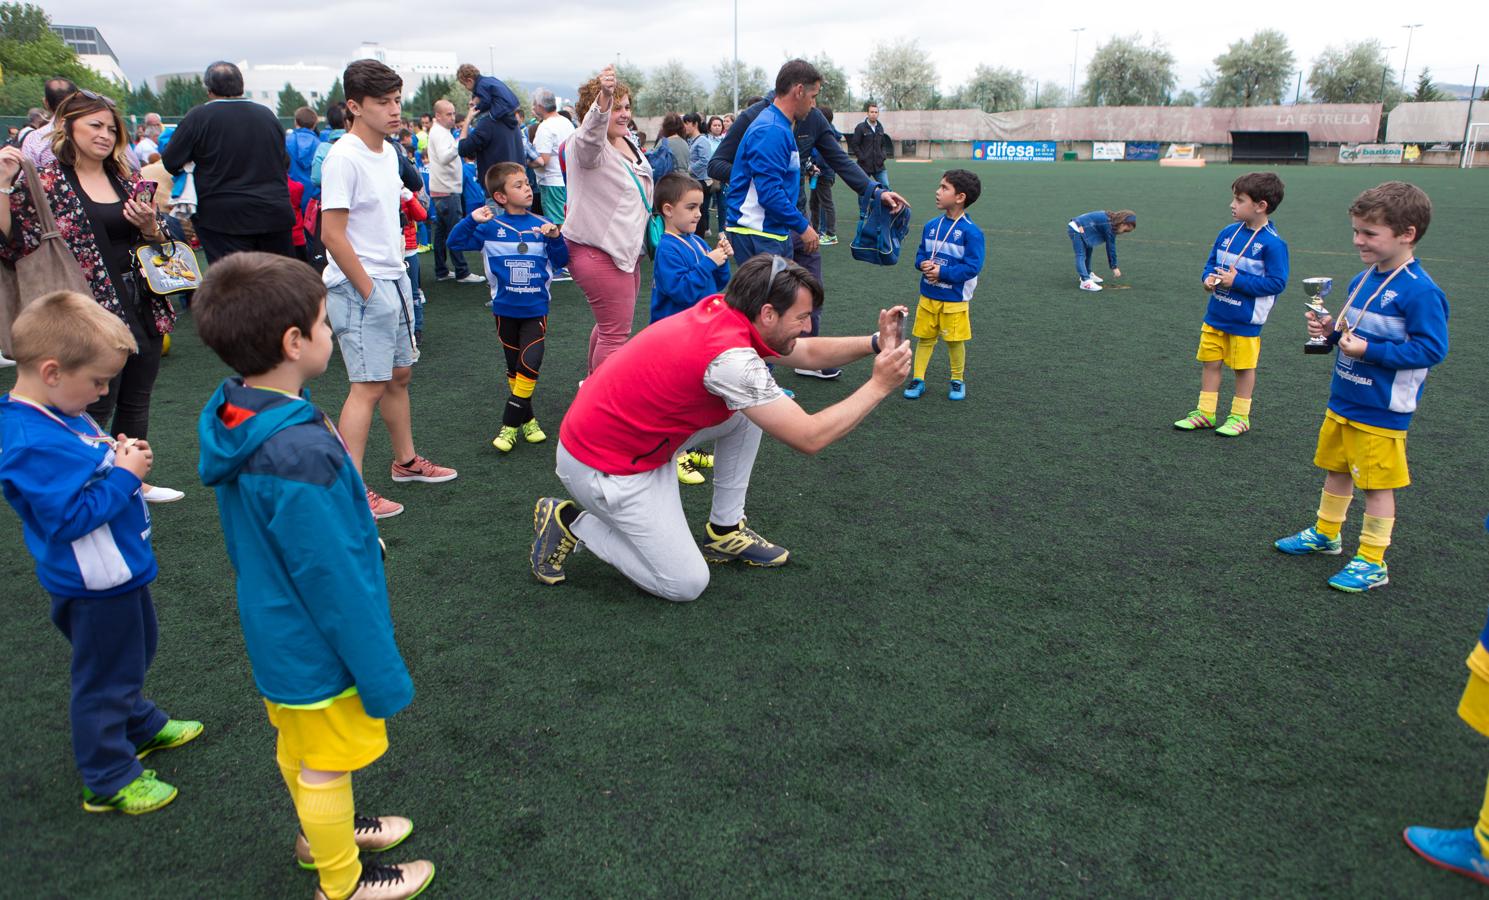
[
  {"xmin": 1173, "ymin": 173, "xmax": 1289, "ymax": 437},
  {"xmin": 1273, "ymin": 182, "xmax": 1448, "ymax": 593}
]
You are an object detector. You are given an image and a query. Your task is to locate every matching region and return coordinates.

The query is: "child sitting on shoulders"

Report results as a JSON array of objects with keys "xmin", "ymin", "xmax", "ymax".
[
  {"xmin": 0, "ymin": 291, "xmax": 202, "ymax": 816},
  {"xmin": 195, "ymin": 253, "xmax": 433, "ymax": 900},
  {"xmin": 1068, "ymin": 208, "xmax": 1135, "ymax": 292},
  {"xmin": 448, "ymin": 162, "xmax": 568, "ymax": 453},
  {"xmin": 904, "ymin": 169, "xmax": 984, "ymax": 402}
]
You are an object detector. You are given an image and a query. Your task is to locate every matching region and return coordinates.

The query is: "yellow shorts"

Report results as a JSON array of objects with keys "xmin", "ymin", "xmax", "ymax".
[
  {"xmin": 1313, "ymin": 411, "xmax": 1410, "ymax": 490},
  {"xmin": 1461, "ymin": 644, "xmax": 1489, "ymax": 739},
  {"xmin": 1196, "ymin": 323, "xmax": 1260, "ymax": 370},
  {"xmin": 911, "ymin": 297, "xmax": 971, "ymax": 342},
  {"xmin": 266, "ymin": 691, "xmax": 388, "ymax": 772}
]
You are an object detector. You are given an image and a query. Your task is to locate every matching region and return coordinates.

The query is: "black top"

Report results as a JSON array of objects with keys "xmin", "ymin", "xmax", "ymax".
[
  {"xmin": 63, "ymin": 166, "xmax": 149, "ymax": 342},
  {"xmin": 161, "ymin": 98, "xmax": 293, "ymax": 235}
]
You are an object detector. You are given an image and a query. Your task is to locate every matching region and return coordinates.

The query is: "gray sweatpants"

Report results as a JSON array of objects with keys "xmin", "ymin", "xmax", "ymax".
[{"xmin": 555, "ymin": 412, "xmax": 763, "ymax": 602}]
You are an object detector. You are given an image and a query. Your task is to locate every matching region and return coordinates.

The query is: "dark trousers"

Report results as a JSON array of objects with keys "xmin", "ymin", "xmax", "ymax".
[
  {"xmin": 710, "ymin": 184, "xmax": 728, "ymax": 236},
  {"xmin": 50, "ymin": 585, "xmax": 168, "ymax": 796},
  {"xmin": 88, "ymin": 333, "xmax": 163, "ymax": 440},
  {"xmin": 791, "ymin": 232, "xmax": 825, "ymax": 337},
  {"xmin": 810, "ymin": 177, "xmax": 837, "ymax": 236},
  {"xmin": 194, "ymin": 224, "xmax": 294, "ymax": 265},
  {"xmin": 431, "ymin": 194, "xmax": 471, "ymax": 278}
]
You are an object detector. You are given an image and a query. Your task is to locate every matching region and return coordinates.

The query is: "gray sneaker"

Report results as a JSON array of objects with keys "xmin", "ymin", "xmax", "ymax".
[
  {"xmin": 531, "ymin": 498, "xmax": 578, "ymax": 584},
  {"xmin": 457, "ymin": 273, "xmax": 486, "ymax": 284}
]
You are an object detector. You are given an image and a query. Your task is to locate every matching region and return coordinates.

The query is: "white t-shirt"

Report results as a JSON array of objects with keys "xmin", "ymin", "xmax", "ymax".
[
  {"xmin": 134, "ymin": 137, "xmax": 159, "ymax": 162},
  {"xmin": 703, "ymin": 348, "xmax": 786, "ymax": 410},
  {"xmin": 533, "ymin": 115, "xmax": 576, "ymax": 187},
  {"xmin": 319, "ymin": 134, "xmax": 406, "ymax": 287}
]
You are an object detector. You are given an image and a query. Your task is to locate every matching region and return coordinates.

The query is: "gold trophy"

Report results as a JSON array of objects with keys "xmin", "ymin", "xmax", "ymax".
[{"xmin": 1302, "ymin": 277, "xmax": 1337, "ymax": 354}]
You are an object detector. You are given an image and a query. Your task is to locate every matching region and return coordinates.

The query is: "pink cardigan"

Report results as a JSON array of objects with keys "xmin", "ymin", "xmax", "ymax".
[{"xmin": 561, "ymin": 102, "xmax": 653, "ymax": 273}]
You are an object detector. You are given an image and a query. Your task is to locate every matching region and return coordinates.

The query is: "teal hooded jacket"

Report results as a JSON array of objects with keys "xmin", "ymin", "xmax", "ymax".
[{"xmin": 198, "ymin": 379, "xmax": 412, "ymax": 718}]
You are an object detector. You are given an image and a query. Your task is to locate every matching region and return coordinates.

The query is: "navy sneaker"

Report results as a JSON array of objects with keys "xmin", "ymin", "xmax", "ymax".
[
  {"xmin": 1403, "ymin": 826, "xmax": 1489, "ymax": 885},
  {"xmin": 531, "ymin": 498, "xmax": 578, "ymax": 584},
  {"xmin": 702, "ymin": 518, "xmax": 789, "ymax": 567}
]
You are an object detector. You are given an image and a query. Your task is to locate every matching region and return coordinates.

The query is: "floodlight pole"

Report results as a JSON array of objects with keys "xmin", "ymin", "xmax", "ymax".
[
  {"xmin": 732, "ymin": 0, "xmax": 739, "ymax": 114},
  {"xmin": 1070, "ymin": 28, "xmax": 1085, "ymax": 106},
  {"xmin": 1400, "ymin": 24, "xmax": 1422, "ymax": 90}
]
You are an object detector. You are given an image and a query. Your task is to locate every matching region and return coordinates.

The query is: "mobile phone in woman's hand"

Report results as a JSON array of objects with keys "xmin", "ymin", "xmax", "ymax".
[{"xmin": 133, "ymin": 180, "xmax": 157, "ymax": 204}]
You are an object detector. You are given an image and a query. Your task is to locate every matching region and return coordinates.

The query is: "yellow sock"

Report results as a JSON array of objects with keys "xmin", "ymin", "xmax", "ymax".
[
  {"xmin": 946, "ymin": 341, "xmax": 966, "ymax": 380},
  {"xmin": 912, "ymin": 339, "xmax": 936, "ymax": 381},
  {"xmin": 1314, "ymin": 489, "xmax": 1352, "ymax": 539},
  {"xmin": 1476, "ymin": 772, "xmax": 1489, "ymax": 858},
  {"xmin": 276, "ymin": 739, "xmax": 300, "ymax": 807},
  {"xmin": 296, "ymin": 774, "xmax": 360, "ymax": 900},
  {"xmin": 513, "ymin": 373, "xmax": 537, "ymax": 399},
  {"xmin": 1198, "ymin": 391, "xmax": 1218, "ymax": 419},
  {"xmin": 1230, "ymin": 396, "xmax": 1252, "ymax": 418},
  {"xmin": 1358, "ymin": 514, "xmax": 1394, "ymax": 565}
]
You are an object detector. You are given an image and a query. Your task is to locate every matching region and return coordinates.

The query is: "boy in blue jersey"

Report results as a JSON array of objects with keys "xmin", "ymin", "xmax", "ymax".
[
  {"xmin": 195, "ymin": 253, "xmax": 433, "ymax": 900},
  {"xmin": 1274, "ymin": 182, "xmax": 1448, "ymax": 593},
  {"xmin": 448, "ymin": 162, "xmax": 568, "ymax": 454},
  {"xmin": 904, "ymin": 170, "xmax": 984, "ymax": 401},
  {"xmin": 650, "ymin": 171, "xmax": 734, "ymax": 486},
  {"xmin": 1173, "ymin": 172, "xmax": 1289, "ymax": 437},
  {"xmin": 0, "ymin": 291, "xmax": 202, "ymax": 816},
  {"xmin": 725, "ymin": 59, "xmax": 822, "ymax": 263}
]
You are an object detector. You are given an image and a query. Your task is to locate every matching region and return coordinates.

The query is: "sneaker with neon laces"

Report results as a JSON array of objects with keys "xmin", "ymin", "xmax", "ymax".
[
  {"xmin": 903, "ymin": 378, "xmax": 926, "ymax": 399},
  {"xmin": 1173, "ymin": 409, "xmax": 1216, "ymax": 430},
  {"xmin": 367, "ymin": 489, "xmax": 404, "ymax": 520},
  {"xmin": 82, "ymin": 769, "xmax": 177, "ymax": 815},
  {"xmin": 521, "ymin": 418, "xmax": 546, "ymax": 444},
  {"xmin": 702, "ymin": 518, "xmax": 789, "ymax": 567},
  {"xmin": 685, "ymin": 449, "xmax": 714, "ymax": 469},
  {"xmin": 492, "ymin": 426, "xmax": 519, "ymax": 453},
  {"xmin": 135, "ymin": 719, "xmax": 203, "ymax": 759},
  {"xmin": 1402, "ymin": 826, "xmax": 1489, "ymax": 885},
  {"xmin": 677, "ymin": 456, "xmax": 706, "ymax": 485},
  {"xmin": 531, "ymin": 497, "xmax": 579, "ymax": 585},
  {"xmin": 1215, "ymin": 413, "xmax": 1251, "ymax": 437},
  {"xmin": 1329, "ymin": 555, "xmax": 1389, "ymax": 592},
  {"xmin": 948, "ymin": 379, "xmax": 966, "ymax": 400},
  {"xmin": 1274, "ymin": 526, "xmax": 1342, "ymax": 555},
  {"xmin": 390, "ymin": 455, "xmax": 457, "ymax": 483},
  {"xmin": 296, "ymin": 814, "xmax": 414, "ymax": 870},
  {"xmin": 819, "ymin": 233, "xmax": 838, "ymax": 246},
  {"xmin": 313, "ymin": 859, "xmax": 435, "ymax": 900}
]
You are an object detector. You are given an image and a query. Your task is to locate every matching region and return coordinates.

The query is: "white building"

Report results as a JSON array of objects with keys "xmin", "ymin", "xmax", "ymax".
[
  {"xmin": 52, "ymin": 24, "xmax": 129, "ymax": 88},
  {"xmin": 240, "ymin": 61, "xmax": 339, "ymax": 111},
  {"xmin": 351, "ymin": 44, "xmax": 458, "ymax": 104}
]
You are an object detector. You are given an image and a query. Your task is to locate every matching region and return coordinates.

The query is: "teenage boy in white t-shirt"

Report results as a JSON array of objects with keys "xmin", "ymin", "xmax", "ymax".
[
  {"xmin": 530, "ymin": 88, "xmax": 575, "ymax": 281},
  {"xmin": 320, "ymin": 59, "xmax": 457, "ymax": 520}
]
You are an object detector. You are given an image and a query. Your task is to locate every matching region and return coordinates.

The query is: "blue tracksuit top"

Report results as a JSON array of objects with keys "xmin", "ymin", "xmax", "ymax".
[
  {"xmin": 1069, "ymin": 211, "xmax": 1120, "ymax": 269},
  {"xmin": 198, "ymin": 380, "xmax": 413, "ymax": 718},
  {"xmin": 1327, "ymin": 260, "xmax": 1448, "ymax": 431},
  {"xmin": 914, "ymin": 215, "xmax": 985, "ymax": 303},
  {"xmin": 726, "ymin": 103, "xmax": 810, "ymax": 238},
  {"xmin": 447, "ymin": 211, "xmax": 569, "ymax": 318},
  {"xmin": 651, "ymin": 232, "xmax": 730, "ymax": 323},
  {"xmin": 1201, "ymin": 221, "xmax": 1290, "ymax": 338},
  {"xmin": 0, "ymin": 396, "xmax": 155, "ymax": 598}
]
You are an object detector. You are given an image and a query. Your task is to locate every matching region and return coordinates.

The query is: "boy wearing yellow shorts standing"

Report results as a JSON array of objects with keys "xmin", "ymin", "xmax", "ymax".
[
  {"xmin": 194, "ymin": 254, "xmax": 434, "ymax": 900},
  {"xmin": 904, "ymin": 170, "xmax": 983, "ymax": 401},
  {"xmin": 1174, "ymin": 172, "xmax": 1289, "ymax": 436},
  {"xmin": 1274, "ymin": 182, "xmax": 1448, "ymax": 593}
]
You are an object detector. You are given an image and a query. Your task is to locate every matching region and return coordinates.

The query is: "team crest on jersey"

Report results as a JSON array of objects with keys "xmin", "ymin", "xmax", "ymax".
[
  {"xmin": 496, "ymin": 228, "xmax": 508, "ymax": 238},
  {"xmin": 1381, "ymin": 290, "xmax": 1398, "ymax": 307},
  {"xmin": 953, "ymin": 230, "xmax": 961, "ymax": 239},
  {"xmin": 1250, "ymin": 243, "xmax": 1263, "ymax": 256}
]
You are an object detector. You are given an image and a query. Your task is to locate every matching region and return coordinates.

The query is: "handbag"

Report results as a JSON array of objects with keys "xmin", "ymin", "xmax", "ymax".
[
  {"xmin": 625, "ymin": 164, "xmax": 663, "ymax": 260},
  {"xmin": 0, "ymin": 156, "xmax": 96, "ymax": 356}
]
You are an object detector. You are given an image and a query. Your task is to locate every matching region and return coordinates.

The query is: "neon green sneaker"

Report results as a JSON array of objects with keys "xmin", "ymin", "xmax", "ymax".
[
  {"xmin": 521, "ymin": 418, "xmax": 547, "ymax": 444},
  {"xmin": 135, "ymin": 719, "xmax": 203, "ymax": 759},
  {"xmin": 1173, "ymin": 409, "xmax": 1216, "ymax": 431},
  {"xmin": 677, "ymin": 456, "xmax": 706, "ymax": 485},
  {"xmin": 82, "ymin": 769, "xmax": 177, "ymax": 815},
  {"xmin": 1215, "ymin": 414, "xmax": 1251, "ymax": 437},
  {"xmin": 492, "ymin": 425, "xmax": 519, "ymax": 453},
  {"xmin": 685, "ymin": 449, "xmax": 714, "ymax": 469}
]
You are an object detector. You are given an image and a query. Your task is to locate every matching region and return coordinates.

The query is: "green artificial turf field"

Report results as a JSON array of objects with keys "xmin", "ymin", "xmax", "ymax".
[{"xmin": 3, "ymin": 161, "xmax": 1487, "ymax": 897}]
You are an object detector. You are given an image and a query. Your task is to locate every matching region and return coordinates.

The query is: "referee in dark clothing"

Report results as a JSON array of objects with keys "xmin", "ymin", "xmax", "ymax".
[{"xmin": 162, "ymin": 62, "xmax": 294, "ymax": 263}]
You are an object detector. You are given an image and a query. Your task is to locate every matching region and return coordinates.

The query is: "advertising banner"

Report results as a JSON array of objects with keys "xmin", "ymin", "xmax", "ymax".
[
  {"xmin": 971, "ymin": 141, "xmax": 1057, "ymax": 162},
  {"xmin": 1166, "ymin": 143, "xmax": 1200, "ymax": 159},
  {"xmin": 1125, "ymin": 141, "xmax": 1160, "ymax": 160},
  {"xmin": 1338, "ymin": 143, "xmax": 1404, "ymax": 164},
  {"xmin": 1092, "ymin": 141, "xmax": 1126, "ymax": 160}
]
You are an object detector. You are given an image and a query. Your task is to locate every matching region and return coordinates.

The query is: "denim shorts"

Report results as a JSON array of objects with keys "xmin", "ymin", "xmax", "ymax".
[{"xmin": 327, "ymin": 274, "xmax": 418, "ymax": 382}]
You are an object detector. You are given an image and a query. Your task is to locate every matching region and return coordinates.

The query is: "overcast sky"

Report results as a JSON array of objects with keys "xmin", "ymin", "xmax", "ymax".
[{"xmin": 47, "ymin": 0, "xmax": 1489, "ymax": 99}]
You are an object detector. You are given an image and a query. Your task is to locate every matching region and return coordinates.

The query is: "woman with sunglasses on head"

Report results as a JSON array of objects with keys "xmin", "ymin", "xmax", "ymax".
[{"xmin": 0, "ymin": 91, "xmax": 184, "ymax": 502}]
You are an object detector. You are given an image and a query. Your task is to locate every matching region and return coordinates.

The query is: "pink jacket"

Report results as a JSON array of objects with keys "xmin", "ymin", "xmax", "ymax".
[{"xmin": 560, "ymin": 102, "xmax": 652, "ymax": 273}]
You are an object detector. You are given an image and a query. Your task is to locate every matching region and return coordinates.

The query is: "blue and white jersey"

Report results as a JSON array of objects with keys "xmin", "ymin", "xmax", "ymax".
[
  {"xmin": 1201, "ymin": 221, "xmax": 1289, "ymax": 337},
  {"xmin": 447, "ymin": 211, "xmax": 570, "ymax": 318},
  {"xmin": 1328, "ymin": 260, "xmax": 1449, "ymax": 431},
  {"xmin": 0, "ymin": 396, "xmax": 156, "ymax": 598},
  {"xmin": 913, "ymin": 215, "xmax": 985, "ymax": 303},
  {"xmin": 725, "ymin": 104, "xmax": 811, "ymax": 239}
]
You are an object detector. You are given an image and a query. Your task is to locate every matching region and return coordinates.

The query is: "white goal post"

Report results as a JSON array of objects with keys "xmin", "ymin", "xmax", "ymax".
[{"xmin": 1464, "ymin": 123, "xmax": 1489, "ymax": 169}]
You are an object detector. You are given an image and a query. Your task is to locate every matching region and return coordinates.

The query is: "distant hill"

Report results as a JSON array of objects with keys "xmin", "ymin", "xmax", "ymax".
[{"xmin": 1439, "ymin": 83, "xmax": 1485, "ymax": 100}]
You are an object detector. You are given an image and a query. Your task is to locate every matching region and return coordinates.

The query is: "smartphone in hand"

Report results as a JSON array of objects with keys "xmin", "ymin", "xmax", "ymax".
[{"xmin": 133, "ymin": 180, "xmax": 157, "ymax": 205}]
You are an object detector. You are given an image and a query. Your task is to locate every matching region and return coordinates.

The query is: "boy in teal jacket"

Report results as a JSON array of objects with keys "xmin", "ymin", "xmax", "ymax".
[{"xmin": 193, "ymin": 253, "xmax": 434, "ymax": 900}]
